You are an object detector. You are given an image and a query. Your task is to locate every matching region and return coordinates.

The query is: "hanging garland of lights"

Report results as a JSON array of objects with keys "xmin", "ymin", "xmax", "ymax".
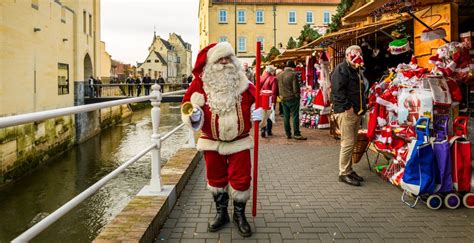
[{"xmin": 368, "ymin": 0, "xmax": 424, "ymax": 17}]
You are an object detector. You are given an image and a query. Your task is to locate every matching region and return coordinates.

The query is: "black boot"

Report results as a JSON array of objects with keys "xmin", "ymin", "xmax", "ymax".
[
  {"xmin": 233, "ymin": 201, "xmax": 252, "ymax": 237},
  {"xmin": 208, "ymin": 192, "xmax": 230, "ymax": 232}
]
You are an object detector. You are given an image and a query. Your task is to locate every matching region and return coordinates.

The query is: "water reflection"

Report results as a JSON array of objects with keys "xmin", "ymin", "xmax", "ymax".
[{"xmin": 0, "ymin": 103, "xmax": 185, "ymax": 242}]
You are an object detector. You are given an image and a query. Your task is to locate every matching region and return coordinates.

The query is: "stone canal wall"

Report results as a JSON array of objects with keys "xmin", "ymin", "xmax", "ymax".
[
  {"xmin": 0, "ymin": 116, "xmax": 75, "ymax": 184},
  {"xmin": 0, "ymin": 104, "xmax": 133, "ymax": 185}
]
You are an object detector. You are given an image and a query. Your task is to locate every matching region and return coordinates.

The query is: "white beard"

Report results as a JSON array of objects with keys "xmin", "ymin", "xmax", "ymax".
[{"xmin": 202, "ymin": 62, "xmax": 242, "ymax": 116}]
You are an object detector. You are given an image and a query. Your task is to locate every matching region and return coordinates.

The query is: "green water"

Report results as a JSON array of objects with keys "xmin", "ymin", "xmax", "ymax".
[{"xmin": 0, "ymin": 103, "xmax": 186, "ymax": 242}]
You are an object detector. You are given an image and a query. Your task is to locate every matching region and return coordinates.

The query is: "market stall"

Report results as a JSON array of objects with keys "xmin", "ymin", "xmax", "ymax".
[{"xmin": 280, "ymin": 0, "xmax": 474, "ymax": 209}]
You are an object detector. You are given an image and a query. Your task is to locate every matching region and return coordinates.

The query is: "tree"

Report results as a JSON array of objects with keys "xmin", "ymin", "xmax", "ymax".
[
  {"xmin": 328, "ymin": 0, "xmax": 354, "ymax": 33},
  {"xmin": 286, "ymin": 37, "xmax": 297, "ymax": 49},
  {"xmin": 297, "ymin": 24, "xmax": 321, "ymax": 47},
  {"xmin": 265, "ymin": 47, "xmax": 281, "ymax": 62}
]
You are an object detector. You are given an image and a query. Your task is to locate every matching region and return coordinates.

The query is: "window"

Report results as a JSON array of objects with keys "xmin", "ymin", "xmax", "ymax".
[
  {"xmin": 306, "ymin": 11, "xmax": 313, "ymax": 23},
  {"xmin": 83, "ymin": 11, "xmax": 86, "ymax": 33},
  {"xmin": 57, "ymin": 63, "xmax": 69, "ymax": 95},
  {"xmin": 256, "ymin": 37, "xmax": 264, "ymax": 51},
  {"xmin": 237, "ymin": 10, "xmax": 246, "ymax": 23},
  {"xmin": 219, "ymin": 10, "xmax": 227, "ymax": 23},
  {"xmin": 323, "ymin": 11, "xmax": 331, "ymax": 24},
  {"xmin": 177, "ymin": 57, "xmax": 181, "ymax": 63},
  {"xmin": 155, "ymin": 59, "xmax": 159, "ymax": 63},
  {"xmin": 219, "ymin": 36, "xmax": 228, "ymax": 42},
  {"xmin": 89, "ymin": 14, "xmax": 92, "ymax": 35},
  {"xmin": 256, "ymin": 10, "xmax": 264, "ymax": 24},
  {"xmin": 238, "ymin": 37, "xmax": 246, "ymax": 52},
  {"xmin": 147, "ymin": 60, "xmax": 151, "ymax": 63},
  {"xmin": 288, "ymin": 11, "xmax": 296, "ymax": 24},
  {"xmin": 154, "ymin": 71, "xmax": 158, "ymax": 79},
  {"xmin": 31, "ymin": 0, "xmax": 38, "ymax": 9}
]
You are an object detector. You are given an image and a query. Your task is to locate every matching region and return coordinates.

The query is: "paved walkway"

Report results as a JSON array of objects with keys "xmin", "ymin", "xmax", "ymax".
[{"xmin": 157, "ymin": 120, "xmax": 474, "ymax": 243}]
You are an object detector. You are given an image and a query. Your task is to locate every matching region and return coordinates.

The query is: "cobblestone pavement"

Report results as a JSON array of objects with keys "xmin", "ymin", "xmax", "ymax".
[{"xmin": 157, "ymin": 121, "xmax": 474, "ymax": 243}]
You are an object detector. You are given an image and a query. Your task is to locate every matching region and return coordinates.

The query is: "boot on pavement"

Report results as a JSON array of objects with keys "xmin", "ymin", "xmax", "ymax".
[
  {"xmin": 208, "ymin": 192, "xmax": 230, "ymax": 232},
  {"xmin": 233, "ymin": 201, "xmax": 252, "ymax": 237}
]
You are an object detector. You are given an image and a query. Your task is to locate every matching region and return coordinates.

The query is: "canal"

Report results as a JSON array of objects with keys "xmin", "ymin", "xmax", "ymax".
[{"xmin": 0, "ymin": 103, "xmax": 185, "ymax": 242}]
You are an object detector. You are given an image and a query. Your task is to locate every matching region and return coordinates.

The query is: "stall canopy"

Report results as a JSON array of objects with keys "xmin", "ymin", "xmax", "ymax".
[
  {"xmin": 298, "ymin": 15, "xmax": 412, "ymax": 50},
  {"xmin": 269, "ymin": 48, "xmax": 325, "ymax": 64},
  {"xmin": 342, "ymin": 0, "xmax": 445, "ymax": 23}
]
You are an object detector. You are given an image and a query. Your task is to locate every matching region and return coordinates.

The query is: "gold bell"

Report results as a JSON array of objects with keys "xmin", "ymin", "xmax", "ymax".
[{"xmin": 181, "ymin": 102, "xmax": 195, "ymax": 116}]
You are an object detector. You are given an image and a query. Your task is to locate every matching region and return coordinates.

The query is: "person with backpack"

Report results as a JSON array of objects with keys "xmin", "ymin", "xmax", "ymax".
[{"xmin": 260, "ymin": 65, "xmax": 278, "ymax": 137}]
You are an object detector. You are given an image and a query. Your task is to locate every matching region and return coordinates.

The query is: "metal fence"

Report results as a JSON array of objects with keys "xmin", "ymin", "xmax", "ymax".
[
  {"xmin": 0, "ymin": 84, "xmax": 194, "ymax": 242},
  {"xmin": 85, "ymin": 83, "xmax": 187, "ymax": 98}
]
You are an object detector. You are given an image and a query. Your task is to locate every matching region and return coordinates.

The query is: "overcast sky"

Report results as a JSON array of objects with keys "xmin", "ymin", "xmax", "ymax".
[{"xmin": 101, "ymin": 0, "xmax": 200, "ymax": 66}]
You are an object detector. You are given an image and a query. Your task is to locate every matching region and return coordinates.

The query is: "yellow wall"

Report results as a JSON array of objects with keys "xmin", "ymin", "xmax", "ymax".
[
  {"xmin": 100, "ymin": 41, "xmax": 112, "ymax": 80},
  {"xmin": 200, "ymin": 1, "xmax": 338, "ymax": 58},
  {"xmin": 0, "ymin": 0, "xmax": 102, "ymax": 116}
]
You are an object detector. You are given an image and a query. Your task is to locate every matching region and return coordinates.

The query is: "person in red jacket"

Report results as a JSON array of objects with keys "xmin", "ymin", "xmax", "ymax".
[
  {"xmin": 181, "ymin": 42, "xmax": 264, "ymax": 237},
  {"xmin": 260, "ymin": 65, "xmax": 278, "ymax": 137}
]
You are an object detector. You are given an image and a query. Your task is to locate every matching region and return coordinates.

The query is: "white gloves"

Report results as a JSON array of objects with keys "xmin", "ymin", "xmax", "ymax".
[
  {"xmin": 251, "ymin": 107, "xmax": 264, "ymax": 122},
  {"xmin": 190, "ymin": 108, "xmax": 202, "ymax": 122}
]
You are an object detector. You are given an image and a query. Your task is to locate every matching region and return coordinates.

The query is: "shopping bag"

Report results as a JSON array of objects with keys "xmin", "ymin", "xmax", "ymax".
[
  {"xmin": 401, "ymin": 117, "xmax": 436, "ymax": 196},
  {"xmin": 450, "ymin": 116, "xmax": 472, "ymax": 193},
  {"xmin": 269, "ymin": 108, "xmax": 276, "ymax": 124},
  {"xmin": 433, "ymin": 115, "xmax": 453, "ymax": 193}
]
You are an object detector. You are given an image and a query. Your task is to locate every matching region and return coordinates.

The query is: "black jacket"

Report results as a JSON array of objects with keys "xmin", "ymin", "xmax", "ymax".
[{"xmin": 330, "ymin": 60, "xmax": 367, "ymax": 114}]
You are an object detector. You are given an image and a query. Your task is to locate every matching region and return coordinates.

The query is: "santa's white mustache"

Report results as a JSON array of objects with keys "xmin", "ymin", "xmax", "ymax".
[{"xmin": 211, "ymin": 63, "xmax": 236, "ymax": 71}]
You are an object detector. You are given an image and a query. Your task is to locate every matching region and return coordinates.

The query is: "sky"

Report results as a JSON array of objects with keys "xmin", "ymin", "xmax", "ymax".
[{"xmin": 101, "ymin": 0, "xmax": 200, "ymax": 66}]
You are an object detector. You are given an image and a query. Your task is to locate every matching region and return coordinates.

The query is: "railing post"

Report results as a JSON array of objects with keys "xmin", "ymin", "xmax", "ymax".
[
  {"xmin": 150, "ymin": 84, "xmax": 163, "ymax": 192},
  {"xmin": 184, "ymin": 128, "xmax": 196, "ymax": 148}
]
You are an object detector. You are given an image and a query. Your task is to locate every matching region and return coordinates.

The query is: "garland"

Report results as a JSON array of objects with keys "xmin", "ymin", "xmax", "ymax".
[{"xmin": 328, "ymin": 0, "xmax": 355, "ymax": 33}]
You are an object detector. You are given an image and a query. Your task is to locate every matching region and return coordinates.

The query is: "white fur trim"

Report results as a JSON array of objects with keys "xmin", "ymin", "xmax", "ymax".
[
  {"xmin": 237, "ymin": 73, "xmax": 251, "ymax": 94},
  {"xmin": 181, "ymin": 106, "xmax": 204, "ymax": 131},
  {"xmin": 218, "ymin": 108, "xmax": 239, "ymax": 141},
  {"xmin": 196, "ymin": 136, "xmax": 253, "ymax": 155},
  {"xmin": 320, "ymin": 106, "xmax": 331, "ymax": 115},
  {"xmin": 229, "ymin": 185, "xmax": 250, "ymax": 202},
  {"xmin": 376, "ymin": 97, "xmax": 394, "ymax": 107},
  {"xmin": 313, "ymin": 104, "xmax": 325, "ymax": 110},
  {"xmin": 318, "ymin": 123, "xmax": 330, "ymax": 129},
  {"xmin": 207, "ymin": 42, "xmax": 235, "ymax": 64},
  {"xmin": 190, "ymin": 92, "xmax": 205, "ymax": 107},
  {"xmin": 207, "ymin": 184, "xmax": 228, "ymax": 195},
  {"xmin": 377, "ymin": 117, "xmax": 387, "ymax": 127}
]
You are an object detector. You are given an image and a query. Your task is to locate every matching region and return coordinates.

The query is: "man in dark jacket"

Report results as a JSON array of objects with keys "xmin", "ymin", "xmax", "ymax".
[
  {"xmin": 143, "ymin": 75, "xmax": 151, "ymax": 95},
  {"xmin": 277, "ymin": 61, "xmax": 307, "ymax": 140},
  {"xmin": 126, "ymin": 76, "xmax": 134, "ymax": 96},
  {"xmin": 157, "ymin": 73, "xmax": 165, "ymax": 92},
  {"xmin": 331, "ymin": 45, "xmax": 367, "ymax": 186}
]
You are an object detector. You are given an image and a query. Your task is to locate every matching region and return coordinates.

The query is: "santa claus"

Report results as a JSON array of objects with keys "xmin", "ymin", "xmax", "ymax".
[{"xmin": 181, "ymin": 42, "xmax": 263, "ymax": 237}]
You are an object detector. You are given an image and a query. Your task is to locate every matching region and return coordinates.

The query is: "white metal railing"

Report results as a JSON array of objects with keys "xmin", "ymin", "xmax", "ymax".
[
  {"xmin": 8, "ymin": 84, "xmax": 194, "ymax": 242},
  {"xmin": 85, "ymin": 83, "xmax": 187, "ymax": 97}
]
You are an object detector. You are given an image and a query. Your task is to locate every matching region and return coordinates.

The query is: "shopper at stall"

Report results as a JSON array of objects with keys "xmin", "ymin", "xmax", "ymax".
[
  {"xmin": 277, "ymin": 61, "xmax": 307, "ymax": 140},
  {"xmin": 181, "ymin": 42, "xmax": 264, "ymax": 237},
  {"xmin": 260, "ymin": 65, "xmax": 278, "ymax": 137},
  {"xmin": 331, "ymin": 45, "xmax": 367, "ymax": 186}
]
